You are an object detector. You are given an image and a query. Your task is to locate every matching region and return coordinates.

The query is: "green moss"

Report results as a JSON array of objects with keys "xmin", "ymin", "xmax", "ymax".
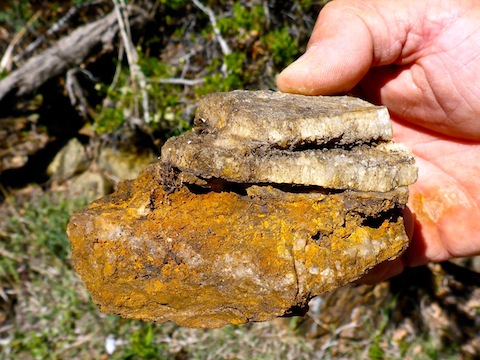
[
  {"xmin": 217, "ymin": 3, "xmax": 265, "ymax": 36},
  {"xmin": 265, "ymin": 27, "xmax": 299, "ymax": 66},
  {"xmin": 93, "ymin": 53, "xmax": 188, "ymax": 137}
]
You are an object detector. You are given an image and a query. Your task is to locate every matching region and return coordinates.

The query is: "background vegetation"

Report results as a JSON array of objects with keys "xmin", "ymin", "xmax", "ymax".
[{"xmin": 1, "ymin": 0, "xmax": 479, "ymax": 359}]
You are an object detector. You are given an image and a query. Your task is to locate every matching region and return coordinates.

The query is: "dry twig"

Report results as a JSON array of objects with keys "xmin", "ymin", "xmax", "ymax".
[
  {"xmin": 191, "ymin": 0, "xmax": 231, "ymax": 75},
  {"xmin": 151, "ymin": 78, "xmax": 205, "ymax": 86},
  {"xmin": 0, "ymin": 6, "xmax": 149, "ymax": 115},
  {"xmin": 191, "ymin": 0, "xmax": 231, "ymax": 56},
  {"xmin": 113, "ymin": 0, "xmax": 151, "ymax": 124},
  {"xmin": 0, "ymin": 11, "xmax": 42, "ymax": 73},
  {"xmin": 65, "ymin": 68, "xmax": 95, "ymax": 119}
]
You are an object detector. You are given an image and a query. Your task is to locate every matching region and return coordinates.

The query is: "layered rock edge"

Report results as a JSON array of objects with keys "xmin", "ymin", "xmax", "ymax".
[
  {"xmin": 67, "ymin": 91, "xmax": 417, "ymax": 328},
  {"xmin": 162, "ymin": 91, "xmax": 417, "ymax": 192}
]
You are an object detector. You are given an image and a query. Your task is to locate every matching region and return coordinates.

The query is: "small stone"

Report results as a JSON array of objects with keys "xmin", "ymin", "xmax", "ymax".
[
  {"xmin": 67, "ymin": 91, "xmax": 417, "ymax": 328},
  {"xmin": 47, "ymin": 138, "xmax": 88, "ymax": 181},
  {"xmin": 97, "ymin": 147, "xmax": 155, "ymax": 181},
  {"xmin": 69, "ymin": 170, "xmax": 112, "ymax": 199}
]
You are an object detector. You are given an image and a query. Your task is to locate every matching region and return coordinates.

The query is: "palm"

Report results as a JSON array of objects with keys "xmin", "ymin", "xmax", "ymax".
[
  {"xmin": 355, "ymin": 7, "xmax": 480, "ymax": 267},
  {"xmin": 357, "ymin": 5, "xmax": 480, "ymax": 141},
  {"xmin": 277, "ymin": 0, "xmax": 480, "ymax": 279},
  {"xmin": 391, "ymin": 119, "xmax": 480, "ymax": 267}
]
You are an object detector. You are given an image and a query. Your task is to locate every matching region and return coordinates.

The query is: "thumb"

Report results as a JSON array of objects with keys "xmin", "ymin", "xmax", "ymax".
[
  {"xmin": 276, "ymin": 1, "xmax": 406, "ymax": 95},
  {"xmin": 277, "ymin": 4, "xmax": 374, "ymax": 95}
]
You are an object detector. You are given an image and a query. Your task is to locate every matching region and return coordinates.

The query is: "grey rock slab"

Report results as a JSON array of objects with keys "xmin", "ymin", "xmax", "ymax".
[
  {"xmin": 193, "ymin": 90, "xmax": 393, "ymax": 148},
  {"xmin": 162, "ymin": 132, "xmax": 416, "ymax": 192},
  {"xmin": 162, "ymin": 91, "xmax": 417, "ymax": 192}
]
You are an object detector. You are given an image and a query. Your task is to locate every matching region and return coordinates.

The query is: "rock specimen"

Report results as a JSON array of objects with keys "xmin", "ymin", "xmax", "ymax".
[{"xmin": 67, "ymin": 91, "xmax": 418, "ymax": 328}]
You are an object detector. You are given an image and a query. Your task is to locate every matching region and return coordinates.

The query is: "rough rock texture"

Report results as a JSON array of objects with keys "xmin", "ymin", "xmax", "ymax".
[
  {"xmin": 192, "ymin": 91, "xmax": 393, "ymax": 147},
  {"xmin": 162, "ymin": 133, "xmax": 415, "ymax": 192},
  {"xmin": 162, "ymin": 91, "xmax": 417, "ymax": 192},
  {"xmin": 68, "ymin": 167, "xmax": 410, "ymax": 328},
  {"xmin": 68, "ymin": 91, "xmax": 417, "ymax": 328}
]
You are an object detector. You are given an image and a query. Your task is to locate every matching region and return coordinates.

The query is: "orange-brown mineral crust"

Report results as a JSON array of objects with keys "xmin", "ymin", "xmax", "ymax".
[{"xmin": 67, "ymin": 91, "xmax": 417, "ymax": 328}]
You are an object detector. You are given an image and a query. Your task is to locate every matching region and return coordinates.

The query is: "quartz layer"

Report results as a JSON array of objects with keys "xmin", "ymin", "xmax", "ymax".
[
  {"xmin": 162, "ymin": 91, "xmax": 417, "ymax": 192},
  {"xmin": 192, "ymin": 90, "xmax": 393, "ymax": 147}
]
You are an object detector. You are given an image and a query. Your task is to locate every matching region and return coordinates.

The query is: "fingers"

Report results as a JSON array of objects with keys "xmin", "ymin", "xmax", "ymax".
[
  {"xmin": 276, "ymin": 0, "xmax": 413, "ymax": 95},
  {"xmin": 356, "ymin": 256, "xmax": 406, "ymax": 285}
]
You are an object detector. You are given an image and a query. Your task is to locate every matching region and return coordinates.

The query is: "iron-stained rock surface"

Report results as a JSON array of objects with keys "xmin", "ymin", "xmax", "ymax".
[{"xmin": 67, "ymin": 91, "xmax": 417, "ymax": 328}]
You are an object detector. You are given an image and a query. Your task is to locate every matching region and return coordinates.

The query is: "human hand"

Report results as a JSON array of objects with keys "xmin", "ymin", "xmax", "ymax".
[{"xmin": 277, "ymin": 0, "xmax": 480, "ymax": 283}]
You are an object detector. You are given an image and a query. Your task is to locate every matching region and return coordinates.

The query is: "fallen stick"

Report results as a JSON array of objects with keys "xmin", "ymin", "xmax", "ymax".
[{"xmin": 0, "ymin": 6, "xmax": 150, "ymax": 115}]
